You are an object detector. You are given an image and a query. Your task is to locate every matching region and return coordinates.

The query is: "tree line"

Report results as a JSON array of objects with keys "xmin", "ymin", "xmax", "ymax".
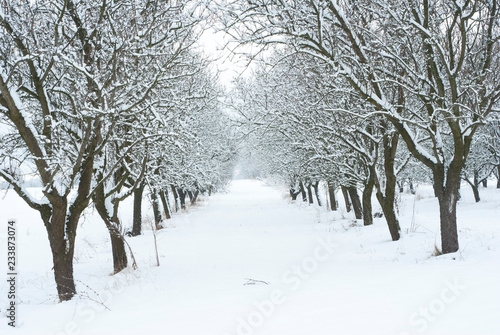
[
  {"xmin": 0, "ymin": 0, "xmax": 236, "ymax": 301},
  {"xmin": 226, "ymin": 0, "xmax": 500, "ymax": 253}
]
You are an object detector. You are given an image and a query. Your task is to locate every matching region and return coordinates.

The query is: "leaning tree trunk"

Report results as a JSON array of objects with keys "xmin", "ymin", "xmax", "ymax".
[
  {"xmin": 465, "ymin": 175, "xmax": 481, "ymax": 203},
  {"xmin": 362, "ymin": 172, "xmax": 375, "ymax": 226},
  {"xmin": 327, "ymin": 182, "xmax": 337, "ymax": 211},
  {"xmin": 307, "ymin": 184, "xmax": 314, "ymax": 205},
  {"xmin": 159, "ymin": 190, "xmax": 172, "ymax": 220},
  {"xmin": 347, "ymin": 186, "xmax": 362, "ymax": 220},
  {"xmin": 108, "ymin": 220, "xmax": 128, "ymax": 274},
  {"xmin": 131, "ymin": 182, "xmax": 145, "ymax": 236},
  {"xmin": 313, "ymin": 181, "xmax": 322, "ymax": 206},
  {"xmin": 374, "ymin": 134, "xmax": 401, "ymax": 241},
  {"xmin": 94, "ymin": 190, "xmax": 128, "ymax": 274}
]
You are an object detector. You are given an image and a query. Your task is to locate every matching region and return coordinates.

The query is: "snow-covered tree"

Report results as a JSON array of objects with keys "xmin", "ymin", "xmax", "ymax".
[{"xmin": 225, "ymin": 0, "xmax": 500, "ymax": 254}]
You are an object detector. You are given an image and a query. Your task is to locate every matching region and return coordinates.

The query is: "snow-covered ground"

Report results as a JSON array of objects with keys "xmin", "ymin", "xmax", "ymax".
[{"xmin": 0, "ymin": 179, "xmax": 499, "ymax": 335}]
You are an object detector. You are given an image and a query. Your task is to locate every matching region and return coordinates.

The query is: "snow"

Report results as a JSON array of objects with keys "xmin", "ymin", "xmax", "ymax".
[{"xmin": 0, "ymin": 180, "xmax": 499, "ymax": 334}]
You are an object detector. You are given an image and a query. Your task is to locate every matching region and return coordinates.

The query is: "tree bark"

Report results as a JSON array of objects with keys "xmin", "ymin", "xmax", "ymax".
[
  {"xmin": 497, "ymin": 166, "xmax": 500, "ymax": 188},
  {"xmin": 307, "ymin": 183, "xmax": 314, "ymax": 204},
  {"xmin": 94, "ymin": 185, "xmax": 128, "ymax": 274},
  {"xmin": 362, "ymin": 173, "xmax": 375, "ymax": 226},
  {"xmin": 299, "ymin": 181, "xmax": 307, "ymax": 202},
  {"xmin": 327, "ymin": 182, "xmax": 337, "ymax": 211},
  {"xmin": 341, "ymin": 186, "xmax": 351, "ymax": 212},
  {"xmin": 159, "ymin": 190, "xmax": 172, "ymax": 220},
  {"xmin": 47, "ymin": 199, "xmax": 76, "ymax": 301},
  {"xmin": 171, "ymin": 185, "xmax": 180, "ymax": 212},
  {"xmin": 178, "ymin": 188, "xmax": 187, "ymax": 210},
  {"xmin": 187, "ymin": 190, "xmax": 194, "ymax": 204},
  {"xmin": 465, "ymin": 177, "xmax": 481, "ymax": 203},
  {"xmin": 397, "ymin": 180, "xmax": 404, "ymax": 193},
  {"xmin": 131, "ymin": 182, "xmax": 145, "ymax": 236},
  {"xmin": 109, "ymin": 222, "xmax": 128, "ymax": 274},
  {"xmin": 373, "ymin": 134, "xmax": 401, "ymax": 241},
  {"xmin": 313, "ymin": 181, "xmax": 322, "ymax": 206},
  {"xmin": 433, "ymin": 163, "xmax": 461, "ymax": 254},
  {"xmin": 151, "ymin": 189, "xmax": 163, "ymax": 229},
  {"xmin": 192, "ymin": 190, "xmax": 199, "ymax": 204},
  {"xmin": 347, "ymin": 186, "xmax": 362, "ymax": 220}
]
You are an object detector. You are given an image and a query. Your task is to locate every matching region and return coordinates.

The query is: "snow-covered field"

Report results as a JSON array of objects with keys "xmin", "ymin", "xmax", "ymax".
[{"xmin": 0, "ymin": 179, "xmax": 499, "ymax": 335}]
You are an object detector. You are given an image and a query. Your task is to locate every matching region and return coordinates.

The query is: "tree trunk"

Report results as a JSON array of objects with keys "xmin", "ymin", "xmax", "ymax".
[
  {"xmin": 313, "ymin": 181, "xmax": 322, "ymax": 206},
  {"xmin": 109, "ymin": 222, "xmax": 127, "ymax": 274},
  {"xmin": 347, "ymin": 186, "xmax": 362, "ymax": 219},
  {"xmin": 151, "ymin": 189, "xmax": 163, "ymax": 229},
  {"xmin": 373, "ymin": 134, "xmax": 401, "ymax": 241},
  {"xmin": 159, "ymin": 190, "xmax": 172, "ymax": 220},
  {"xmin": 47, "ymin": 200, "xmax": 76, "ymax": 301},
  {"xmin": 397, "ymin": 180, "xmax": 404, "ymax": 193},
  {"xmin": 465, "ymin": 177, "xmax": 481, "ymax": 203},
  {"xmin": 471, "ymin": 184, "xmax": 480, "ymax": 202},
  {"xmin": 171, "ymin": 185, "xmax": 180, "ymax": 212},
  {"xmin": 307, "ymin": 183, "xmax": 314, "ymax": 205},
  {"xmin": 409, "ymin": 178, "xmax": 415, "ymax": 195},
  {"xmin": 362, "ymin": 174, "xmax": 375, "ymax": 226},
  {"xmin": 497, "ymin": 166, "xmax": 500, "ymax": 188},
  {"xmin": 327, "ymin": 182, "xmax": 337, "ymax": 211},
  {"xmin": 192, "ymin": 190, "xmax": 200, "ymax": 204},
  {"xmin": 94, "ymin": 188, "xmax": 128, "ymax": 274},
  {"xmin": 187, "ymin": 190, "xmax": 194, "ymax": 204},
  {"xmin": 131, "ymin": 182, "xmax": 145, "ymax": 236},
  {"xmin": 341, "ymin": 186, "xmax": 351, "ymax": 212},
  {"xmin": 299, "ymin": 181, "xmax": 307, "ymax": 202},
  {"xmin": 433, "ymin": 163, "xmax": 460, "ymax": 254},
  {"xmin": 290, "ymin": 183, "xmax": 300, "ymax": 200},
  {"xmin": 178, "ymin": 188, "xmax": 187, "ymax": 210}
]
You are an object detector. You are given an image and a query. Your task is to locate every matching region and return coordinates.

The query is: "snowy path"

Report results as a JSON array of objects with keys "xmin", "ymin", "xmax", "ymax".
[{"xmin": 1, "ymin": 179, "xmax": 499, "ymax": 335}]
